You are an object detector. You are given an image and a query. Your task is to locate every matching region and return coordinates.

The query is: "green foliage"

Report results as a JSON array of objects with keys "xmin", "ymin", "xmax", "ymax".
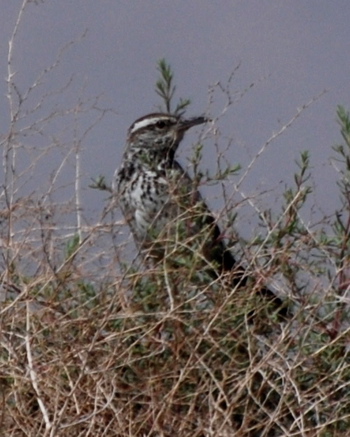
[
  {"xmin": 89, "ymin": 175, "xmax": 112, "ymax": 192},
  {"xmin": 332, "ymin": 106, "xmax": 350, "ymax": 258},
  {"xmin": 155, "ymin": 58, "xmax": 191, "ymax": 115},
  {"xmin": 65, "ymin": 233, "xmax": 80, "ymax": 258}
]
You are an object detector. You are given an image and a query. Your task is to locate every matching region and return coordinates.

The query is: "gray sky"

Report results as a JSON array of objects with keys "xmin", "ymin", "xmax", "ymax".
[{"xmin": 1, "ymin": 1, "xmax": 350, "ymax": 236}]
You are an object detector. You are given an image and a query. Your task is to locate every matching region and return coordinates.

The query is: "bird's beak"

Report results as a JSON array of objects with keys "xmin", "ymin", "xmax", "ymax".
[{"xmin": 177, "ymin": 116, "xmax": 209, "ymax": 132}]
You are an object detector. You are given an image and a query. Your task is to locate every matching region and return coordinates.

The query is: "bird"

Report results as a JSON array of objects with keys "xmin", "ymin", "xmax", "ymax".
[{"xmin": 113, "ymin": 112, "xmax": 288, "ymax": 316}]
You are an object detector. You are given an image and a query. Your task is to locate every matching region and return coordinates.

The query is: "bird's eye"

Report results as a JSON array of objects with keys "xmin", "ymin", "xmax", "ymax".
[{"xmin": 156, "ymin": 120, "xmax": 167, "ymax": 129}]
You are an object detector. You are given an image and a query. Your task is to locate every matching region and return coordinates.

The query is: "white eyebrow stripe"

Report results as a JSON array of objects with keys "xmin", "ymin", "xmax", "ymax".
[{"xmin": 129, "ymin": 116, "xmax": 176, "ymax": 134}]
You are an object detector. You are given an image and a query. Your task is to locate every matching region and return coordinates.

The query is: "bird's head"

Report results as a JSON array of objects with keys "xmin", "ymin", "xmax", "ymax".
[{"xmin": 127, "ymin": 113, "xmax": 208, "ymax": 155}]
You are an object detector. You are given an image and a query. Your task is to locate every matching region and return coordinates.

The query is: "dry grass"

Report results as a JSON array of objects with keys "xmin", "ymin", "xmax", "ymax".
[{"xmin": 1, "ymin": 203, "xmax": 350, "ymax": 436}]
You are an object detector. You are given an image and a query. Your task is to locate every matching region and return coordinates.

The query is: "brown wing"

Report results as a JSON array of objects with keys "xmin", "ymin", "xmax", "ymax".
[{"xmin": 170, "ymin": 160, "xmax": 289, "ymax": 318}]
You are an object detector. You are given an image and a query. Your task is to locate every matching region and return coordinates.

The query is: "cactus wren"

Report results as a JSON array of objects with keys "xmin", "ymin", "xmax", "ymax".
[{"xmin": 114, "ymin": 113, "xmax": 287, "ymax": 314}]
